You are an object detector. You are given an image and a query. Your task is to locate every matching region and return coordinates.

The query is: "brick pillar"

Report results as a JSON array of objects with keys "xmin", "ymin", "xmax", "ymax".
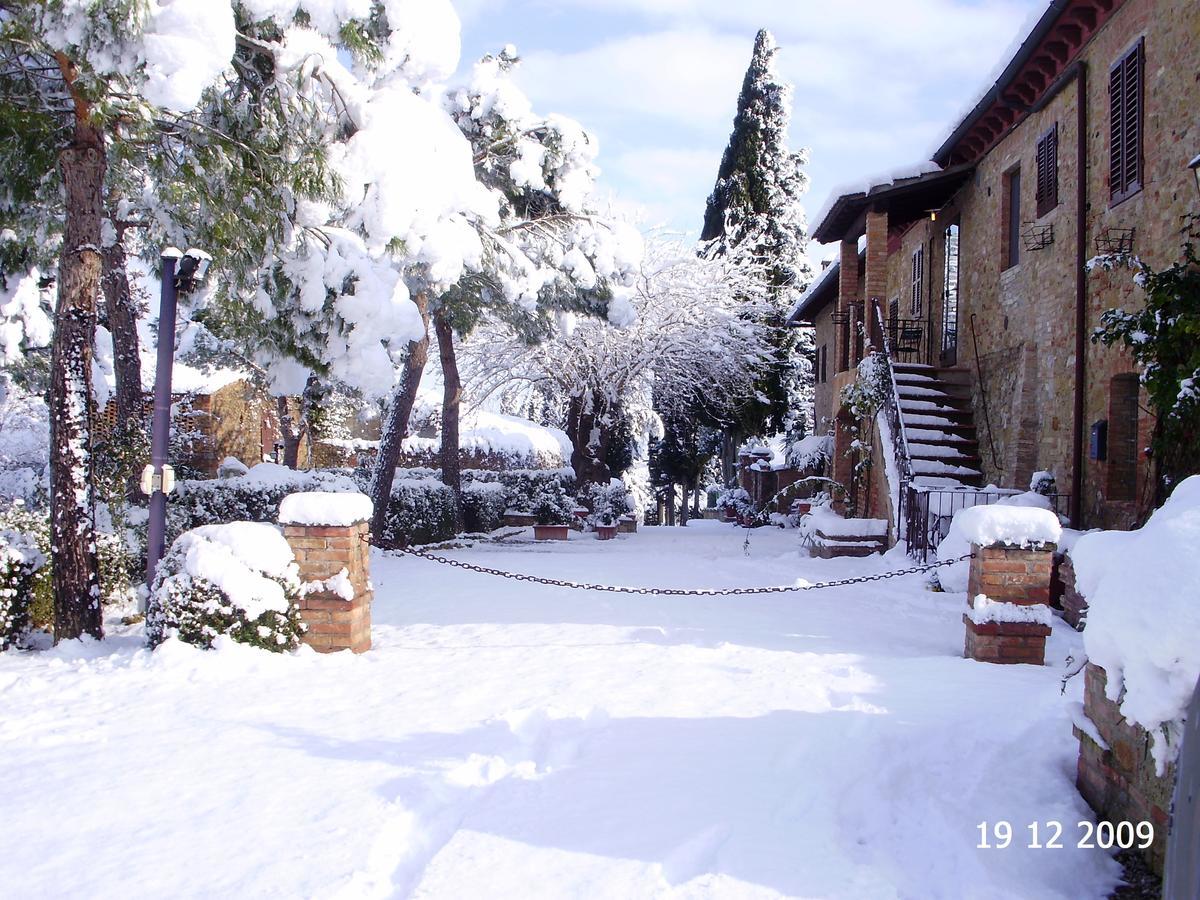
[
  {"xmin": 837, "ymin": 238, "xmax": 859, "ymax": 372},
  {"xmin": 864, "ymin": 208, "xmax": 888, "ymax": 350},
  {"xmin": 962, "ymin": 541, "xmax": 1055, "ymax": 665},
  {"xmin": 281, "ymin": 501, "xmax": 372, "ymax": 654}
]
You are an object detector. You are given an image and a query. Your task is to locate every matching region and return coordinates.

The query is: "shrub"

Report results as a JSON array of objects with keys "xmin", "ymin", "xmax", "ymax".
[
  {"xmin": 532, "ymin": 482, "xmax": 574, "ymax": 526},
  {"xmin": 0, "ymin": 522, "xmax": 45, "ymax": 650},
  {"xmin": 715, "ymin": 487, "xmax": 752, "ymax": 516},
  {"xmin": 147, "ymin": 522, "xmax": 305, "ymax": 652},
  {"xmin": 378, "ymin": 478, "xmax": 457, "ymax": 547},
  {"xmin": 0, "ymin": 504, "xmax": 51, "ymax": 630},
  {"xmin": 171, "ymin": 464, "xmax": 358, "ymax": 532},
  {"xmin": 461, "ymin": 481, "xmax": 509, "ymax": 533},
  {"xmin": 582, "ymin": 481, "xmax": 632, "ymax": 527}
]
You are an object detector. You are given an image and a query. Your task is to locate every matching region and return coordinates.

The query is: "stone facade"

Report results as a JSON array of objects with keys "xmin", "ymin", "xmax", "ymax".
[
  {"xmin": 962, "ymin": 542, "xmax": 1055, "ymax": 665},
  {"xmin": 282, "ymin": 518, "xmax": 372, "ymax": 654},
  {"xmin": 1074, "ymin": 663, "xmax": 1174, "ymax": 874},
  {"xmin": 807, "ymin": 0, "xmax": 1200, "ymax": 538}
]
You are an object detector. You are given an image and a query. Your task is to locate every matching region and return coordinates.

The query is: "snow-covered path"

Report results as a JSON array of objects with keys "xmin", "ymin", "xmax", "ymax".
[{"xmin": 1, "ymin": 521, "xmax": 1120, "ymax": 898}]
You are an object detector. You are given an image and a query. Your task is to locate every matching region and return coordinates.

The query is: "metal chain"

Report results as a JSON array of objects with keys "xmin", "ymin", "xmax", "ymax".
[{"xmin": 392, "ymin": 546, "xmax": 975, "ymax": 596}]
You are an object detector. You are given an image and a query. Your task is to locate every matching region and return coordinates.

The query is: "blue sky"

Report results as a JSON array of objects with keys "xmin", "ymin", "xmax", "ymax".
[{"xmin": 455, "ymin": 0, "xmax": 1047, "ymax": 263}]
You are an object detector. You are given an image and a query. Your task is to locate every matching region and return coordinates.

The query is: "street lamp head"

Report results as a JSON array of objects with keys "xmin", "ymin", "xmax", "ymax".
[
  {"xmin": 174, "ymin": 247, "xmax": 212, "ymax": 294},
  {"xmin": 1190, "ymin": 153, "xmax": 1200, "ymax": 199}
]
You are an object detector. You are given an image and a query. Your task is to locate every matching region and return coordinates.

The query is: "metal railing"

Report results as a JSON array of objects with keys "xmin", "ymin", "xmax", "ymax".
[
  {"xmin": 873, "ymin": 301, "xmax": 915, "ymax": 533},
  {"xmin": 906, "ymin": 486, "xmax": 1072, "ymax": 561}
]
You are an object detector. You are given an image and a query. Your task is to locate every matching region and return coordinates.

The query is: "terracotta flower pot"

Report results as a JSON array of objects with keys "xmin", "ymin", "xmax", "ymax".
[
  {"xmin": 533, "ymin": 524, "xmax": 570, "ymax": 541},
  {"xmin": 595, "ymin": 524, "xmax": 618, "ymax": 540},
  {"xmin": 617, "ymin": 516, "xmax": 637, "ymax": 534}
]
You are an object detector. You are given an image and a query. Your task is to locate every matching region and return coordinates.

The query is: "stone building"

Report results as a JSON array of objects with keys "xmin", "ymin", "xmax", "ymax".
[{"xmin": 791, "ymin": 0, "xmax": 1200, "ymax": 536}]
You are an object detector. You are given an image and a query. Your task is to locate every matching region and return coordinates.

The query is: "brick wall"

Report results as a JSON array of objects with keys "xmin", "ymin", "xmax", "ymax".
[
  {"xmin": 963, "ymin": 542, "xmax": 1054, "ymax": 665},
  {"xmin": 1074, "ymin": 663, "xmax": 1174, "ymax": 874},
  {"xmin": 282, "ymin": 518, "xmax": 372, "ymax": 654}
]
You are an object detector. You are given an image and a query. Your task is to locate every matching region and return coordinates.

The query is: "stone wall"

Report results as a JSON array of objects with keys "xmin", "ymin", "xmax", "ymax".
[{"xmin": 1074, "ymin": 663, "xmax": 1174, "ymax": 874}]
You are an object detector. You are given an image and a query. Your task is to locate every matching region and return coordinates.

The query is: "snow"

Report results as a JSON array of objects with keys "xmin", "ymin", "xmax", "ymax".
[
  {"xmin": 1075, "ymin": 475, "xmax": 1200, "ymax": 772},
  {"xmin": 807, "ymin": 504, "xmax": 887, "ymax": 537},
  {"xmin": 160, "ymin": 522, "xmax": 297, "ymax": 620},
  {"xmin": 936, "ymin": 494, "xmax": 1061, "ymax": 592},
  {"xmin": 279, "ymin": 492, "xmax": 373, "ymax": 527},
  {"xmin": 141, "ymin": 0, "xmax": 235, "ymax": 112},
  {"xmin": 0, "ymin": 523, "xmax": 1118, "ymax": 897},
  {"xmin": 968, "ymin": 594, "xmax": 1053, "ymax": 627},
  {"xmin": 301, "ymin": 567, "xmax": 357, "ymax": 602},
  {"xmin": 949, "ymin": 504, "xmax": 1061, "ymax": 548}
]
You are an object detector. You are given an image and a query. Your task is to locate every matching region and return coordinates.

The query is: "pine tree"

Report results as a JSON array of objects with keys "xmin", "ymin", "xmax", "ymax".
[{"xmin": 700, "ymin": 29, "xmax": 814, "ymax": 452}]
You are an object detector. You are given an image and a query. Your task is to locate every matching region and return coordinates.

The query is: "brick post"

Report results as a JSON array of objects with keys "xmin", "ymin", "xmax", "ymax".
[
  {"xmin": 864, "ymin": 208, "xmax": 888, "ymax": 350},
  {"xmin": 280, "ymin": 494, "xmax": 372, "ymax": 654},
  {"xmin": 962, "ymin": 541, "xmax": 1055, "ymax": 665}
]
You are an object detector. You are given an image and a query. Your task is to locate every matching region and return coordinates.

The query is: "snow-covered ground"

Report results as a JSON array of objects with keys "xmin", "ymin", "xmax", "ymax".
[{"xmin": 0, "ymin": 521, "xmax": 1120, "ymax": 898}]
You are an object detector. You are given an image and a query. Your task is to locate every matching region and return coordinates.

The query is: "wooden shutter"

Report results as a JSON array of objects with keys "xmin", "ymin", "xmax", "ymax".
[
  {"xmin": 1036, "ymin": 125, "xmax": 1058, "ymax": 216},
  {"xmin": 1110, "ymin": 39, "xmax": 1144, "ymax": 204}
]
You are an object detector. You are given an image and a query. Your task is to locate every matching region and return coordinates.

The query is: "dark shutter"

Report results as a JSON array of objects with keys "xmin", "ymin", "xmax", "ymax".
[
  {"xmin": 1036, "ymin": 125, "xmax": 1058, "ymax": 217},
  {"xmin": 910, "ymin": 248, "xmax": 923, "ymax": 316},
  {"xmin": 1110, "ymin": 39, "xmax": 1144, "ymax": 204}
]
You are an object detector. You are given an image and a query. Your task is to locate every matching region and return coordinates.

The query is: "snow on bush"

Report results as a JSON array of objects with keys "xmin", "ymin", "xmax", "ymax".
[
  {"xmin": 715, "ymin": 487, "xmax": 752, "ymax": 516},
  {"xmin": 461, "ymin": 481, "xmax": 508, "ymax": 533},
  {"xmin": 378, "ymin": 478, "xmax": 457, "ymax": 547},
  {"xmin": 582, "ymin": 481, "xmax": 631, "ymax": 527},
  {"xmin": 147, "ymin": 522, "xmax": 305, "ymax": 652},
  {"xmin": 936, "ymin": 493, "xmax": 1061, "ymax": 592},
  {"xmin": 1075, "ymin": 475, "xmax": 1200, "ymax": 772},
  {"xmin": 0, "ymin": 522, "xmax": 45, "ymax": 650},
  {"xmin": 172, "ymin": 465, "xmax": 359, "ymax": 532},
  {"xmin": 279, "ymin": 492, "xmax": 372, "ymax": 528},
  {"xmin": 531, "ymin": 482, "xmax": 575, "ymax": 526}
]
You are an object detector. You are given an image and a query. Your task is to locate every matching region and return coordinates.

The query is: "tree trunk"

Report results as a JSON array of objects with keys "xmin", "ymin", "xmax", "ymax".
[
  {"xmin": 276, "ymin": 396, "xmax": 304, "ymax": 469},
  {"xmin": 679, "ymin": 479, "xmax": 690, "ymax": 526},
  {"xmin": 369, "ymin": 293, "xmax": 430, "ymax": 545},
  {"xmin": 51, "ymin": 123, "xmax": 105, "ymax": 642},
  {"xmin": 101, "ymin": 226, "xmax": 143, "ymax": 428},
  {"xmin": 567, "ymin": 392, "xmax": 613, "ymax": 486},
  {"xmin": 434, "ymin": 310, "xmax": 464, "ymax": 532},
  {"xmin": 721, "ymin": 431, "xmax": 737, "ymax": 487}
]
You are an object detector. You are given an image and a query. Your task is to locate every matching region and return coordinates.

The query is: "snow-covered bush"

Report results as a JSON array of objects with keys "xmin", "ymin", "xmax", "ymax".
[
  {"xmin": 532, "ymin": 482, "xmax": 574, "ymax": 526},
  {"xmin": 715, "ymin": 487, "xmax": 752, "ymax": 516},
  {"xmin": 171, "ymin": 465, "xmax": 359, "ymax": 532},
  {"xmin": 582, "ymin": 481, "xmax": 631, "ymax": 527},
  {"xmin": 467, "ymin": 467, "xmax": 576, "ymax": 513},
  {"xmin": 0, "ymin": 521, "xmax": 45, "ymax": 650},
  {"xmin": 461, "ymin": 481, "xmax": 508, "ymax": 533},
  {"xmin": 378, "ymin": 479, "xmax": 457, "ymax": 547},
  {"xmin": 1074, "ymin": 475, "xmax": 1200, "ymax": 773},
  {"xmin": 0, "ymin": 504, "xmax": 51, "ymax": 630},
  {"xmin": 147, "ymin": 523, "xmax": 305, "ymax": 652},
  {"xmin": 787, "ymin": 434, "xmax": 833, "ymax": 473}
]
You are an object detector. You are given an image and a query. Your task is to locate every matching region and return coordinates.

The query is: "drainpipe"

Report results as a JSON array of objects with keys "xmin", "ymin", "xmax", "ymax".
[
  {"xmin": 1071, "ymin": 64, "xmax": 1088, "ymax": 528},
  {"xmin": 1030, "ymin": 60, "xmax": 1087, "ymax": 526}
]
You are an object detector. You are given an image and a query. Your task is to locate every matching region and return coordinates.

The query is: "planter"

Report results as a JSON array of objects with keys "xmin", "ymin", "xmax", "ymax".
[
  {"xmin": 617, "ymin": 516, "xmax": 637, "ymax": 534},
  {"xmin": 533, "ymin": 524, "xmax": 570, "ymax": 541},
  {"xmin": 503, "ymin": 511, "xmax": 537, "ymax": 528},
  {"xmin": 722, "ymin": 509, "xmax": 738, "ymax": 522},
  {"xmin": 790, "ymin": 501, "xmax": 812, "ymax": 517},
  {"xmin": 595, "ymin": 524, "xmax": 618, "ymax": 540}
]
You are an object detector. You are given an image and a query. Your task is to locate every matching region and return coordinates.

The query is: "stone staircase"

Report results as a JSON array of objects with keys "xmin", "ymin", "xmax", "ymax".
[{"xmin": 891, "ymin": 363, "xmax": 984, "ymax": 488}]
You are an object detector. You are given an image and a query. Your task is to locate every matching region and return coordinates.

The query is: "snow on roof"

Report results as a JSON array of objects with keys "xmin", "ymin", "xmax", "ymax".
[
  {"xmin": 787, "ymin": 258, "xmax": 840, "ymax": 323},
  {"xmin": 812, "ymin": 161, "xmax": 944, "ymax": 242}
]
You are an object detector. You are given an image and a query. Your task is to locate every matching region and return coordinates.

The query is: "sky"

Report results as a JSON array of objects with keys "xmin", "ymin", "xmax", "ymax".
[{"xmin": 454, "ymin": 0, "xmax": 1047, "ymax": 265}]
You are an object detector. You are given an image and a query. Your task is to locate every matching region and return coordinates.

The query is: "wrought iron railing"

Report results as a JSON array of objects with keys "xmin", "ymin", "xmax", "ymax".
[
  {"xmin": 906, "ymin": 486, "xmax": 1072, "ymax": 561},
  {"xmin": 873, "ymin": 301, "xmax": 915, "ymax": 533}
]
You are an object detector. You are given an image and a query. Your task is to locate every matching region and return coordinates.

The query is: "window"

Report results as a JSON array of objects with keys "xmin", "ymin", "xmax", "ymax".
[
  {"xmin": 1035, "ymin": 124, "xmax": 1059, "ymax": 216},
  {"xmin": 1109, "ymin": 39, "xmax": 1144, "ymax": 205},
  {"xmin": 910, "ymin": 247, "xmax": 924, "ymax": 317},
  {"xmin": 941, "ymin": 223, "xmax": 960, "ymax": 360},
  {"xmin": 1002, "ymin": 166, "xmax": 1021, "ymax": 270}
]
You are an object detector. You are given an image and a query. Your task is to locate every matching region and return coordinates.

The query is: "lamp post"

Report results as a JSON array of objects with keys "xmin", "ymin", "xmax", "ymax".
[{"xmin": 143, "ymin": 247, "xmax": 211, "ymax": 598}]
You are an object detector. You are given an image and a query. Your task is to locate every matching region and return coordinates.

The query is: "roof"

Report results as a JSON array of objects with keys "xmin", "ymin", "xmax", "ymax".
[
  {"xmin": 810, "ymin": 164, "xmax": 975, "ymax": 245},
  {"xmin": 786, "ymin": 260, "xmax": 841, "ymax": 325},
  {"xmin": 933, "ymin": 0, "xmax": 1126, "ymax": 166}
]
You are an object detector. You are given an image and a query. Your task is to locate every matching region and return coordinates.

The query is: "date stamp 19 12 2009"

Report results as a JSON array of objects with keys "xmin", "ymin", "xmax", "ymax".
[{"xmin": 977, "ymin": 821, "xmax": 1155, "ymax": 850}]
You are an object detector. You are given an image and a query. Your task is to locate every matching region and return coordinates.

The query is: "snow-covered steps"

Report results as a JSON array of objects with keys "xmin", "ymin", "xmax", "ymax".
[{"xmin": 891, "ymin": 364, "xmax": 984, "ymax": 488}]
